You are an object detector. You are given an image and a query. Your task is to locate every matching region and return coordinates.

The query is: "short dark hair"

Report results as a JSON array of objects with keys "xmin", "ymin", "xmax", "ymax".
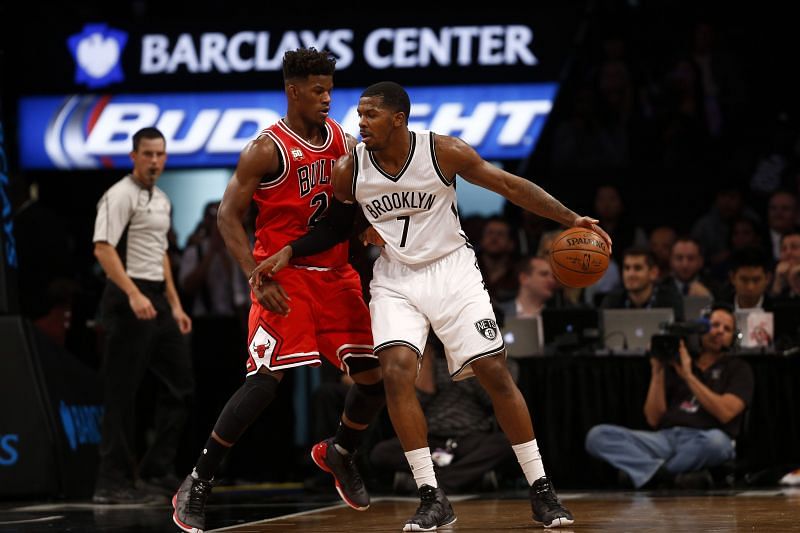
[
  {"xmin": 780, "ymin": 227, "xmax": 800, "ymax": 244},
  {"xmin": 709, "ymin": 301, "xmax": 735, "ymax": 317},
  {"xmin": 729, "ymin": 246, "xmax": 770, "ymax": 273},
  {"xmin": 361, "ymin": 81, "xmax": 411, "ymax": 123},
  {"xmin": 282, "ymin": 48, "xmax": 336, "ymax": 82},
  {"xmin": 132, "ymin": 127, "xmax": 165, "ymax": 151},
  {"xmin": 623, "ymin": 246, "xmax": 656, "ymax": 267},
  {"xmin": 671, "ymin": 236, "xmax": 704, "ymax": 256},
  {"xmin": 515, "ymin": 255, "xmax": 547, "ymax": 277}
]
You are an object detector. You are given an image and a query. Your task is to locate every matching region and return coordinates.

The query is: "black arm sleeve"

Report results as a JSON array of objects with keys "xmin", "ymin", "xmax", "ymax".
[{"xmin": 290, "ymin": 199, "xmax": 357, "ymax": 258}]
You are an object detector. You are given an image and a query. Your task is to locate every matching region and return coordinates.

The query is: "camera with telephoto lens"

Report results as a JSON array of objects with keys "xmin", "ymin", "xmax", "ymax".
[{"xmin": 649, "ymin": 320, "xmax": 708, "ymax": 361}]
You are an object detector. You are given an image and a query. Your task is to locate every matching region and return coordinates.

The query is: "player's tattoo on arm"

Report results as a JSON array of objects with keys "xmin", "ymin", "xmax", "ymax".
[{"xmin": 517, "ymin": 180, "xmax": 577, "ymax": 227}]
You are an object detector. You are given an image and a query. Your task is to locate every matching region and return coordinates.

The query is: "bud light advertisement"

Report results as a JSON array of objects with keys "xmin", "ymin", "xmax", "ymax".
[{"xmin": 18, "ymin": 83, "xmax": 556, "ymax": 170}]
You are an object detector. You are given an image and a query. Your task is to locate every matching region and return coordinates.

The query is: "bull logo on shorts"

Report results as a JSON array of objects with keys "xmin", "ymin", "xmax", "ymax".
[
  {"xmin": 474, "ymin": 319, "xmax": 498, "ymax": 341},
  {"xmin": 249, "ymin": 326, "xmax": 277, "ymax": 360},
  {"xmin": 255, "ymin": 341, "xmax": 271, "ymax": 358}
]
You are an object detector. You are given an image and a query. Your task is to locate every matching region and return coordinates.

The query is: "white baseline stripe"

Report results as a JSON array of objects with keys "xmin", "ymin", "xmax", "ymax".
[{"xmin": 0, "ymin": 515, "xmax": 64, "ymax": 525}]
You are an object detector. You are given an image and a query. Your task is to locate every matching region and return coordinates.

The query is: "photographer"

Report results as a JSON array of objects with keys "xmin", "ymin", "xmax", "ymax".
[{"xmin": 585, "ymin": 304, "xmax": 754, "ymax": 489}]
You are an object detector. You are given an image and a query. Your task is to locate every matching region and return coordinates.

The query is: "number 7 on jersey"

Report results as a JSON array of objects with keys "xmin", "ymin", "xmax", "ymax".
[{"xmin": 397, "ymin": 216, "xmax": 410, "ymax": 247}]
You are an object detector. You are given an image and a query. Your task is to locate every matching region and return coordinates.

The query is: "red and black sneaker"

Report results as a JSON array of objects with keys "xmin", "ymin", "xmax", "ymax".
[
  {"xmin": 311, "ymin": 438, "xmax": 369, "ymax": 510},
  {"xmin": 172, "ymin": 472, "xmax": 213, "ymax": 533}
]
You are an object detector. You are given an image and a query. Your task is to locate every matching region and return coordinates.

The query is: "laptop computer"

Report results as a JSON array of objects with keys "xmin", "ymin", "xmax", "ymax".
[
  {"xmin": 602, "ymin": 308, "xmax": 675, "ymax": 353},
  {"xmin": 683, "ymin": 295, "xmax": 713, "ymax": 320},
  {"xmin": 502, "ymin": 316, "xmax": 544, "ymax": 358},
  {"xmin": 541, "ymin": 307, "xmax": 599, "ymax": 351}
]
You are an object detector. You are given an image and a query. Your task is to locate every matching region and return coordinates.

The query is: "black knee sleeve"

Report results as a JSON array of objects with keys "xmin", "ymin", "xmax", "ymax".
[
  {"xmin": 213, "ymin": 373, "xmax": 279, "ymax": 443},
  {"xmin": 343, "ymin": 380, "xmax": 386, "ymax": 425}
]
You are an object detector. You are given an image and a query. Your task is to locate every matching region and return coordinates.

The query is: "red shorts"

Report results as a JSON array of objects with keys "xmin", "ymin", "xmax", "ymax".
[{"xmin": 245, "ymin": 264, "xmax": 374, "ymax": 376}]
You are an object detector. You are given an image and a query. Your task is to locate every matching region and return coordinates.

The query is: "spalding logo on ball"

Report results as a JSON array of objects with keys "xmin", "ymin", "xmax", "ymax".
[{"xmin": 549, "ymin": 227, "xmax": 610, "ymax": 288}]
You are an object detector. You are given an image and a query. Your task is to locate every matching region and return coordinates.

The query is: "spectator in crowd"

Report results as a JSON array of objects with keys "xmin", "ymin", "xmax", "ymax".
[
  {"xmin": 691, "ymin": 187, "xmax": 759, "ymax": 272},
  {"xmin": 593, "ymin": 184, "xmax": 647, "ymax": 268},
  {"xmin": 765, "ymin": 190, "xmax": 798, "ymax": 263},
  {"xmin": 601, "ymin": 247, "xmax": 684, "ymax": 321},
  {"xmin": 369, "ymin": 336, "xmax": 517, "ymax": 495},
  {"xmin": 179, "ymin": 200, "xmax": 249, "ymax": 323},
  {"xmin": 586, "ymin": 304, "xmax": 753, "ymax": 489},
  {"xmin": 649, "ymin": 225, "xmax": 678, "ymax": 282},
  {"xmin": 497, "ymin": 256, "xmax": 557, "ymax": 320},
  {"xmin": 770, "ymin": 230, "xmax": 800, "ymax": 299},
  {"xmin": 662, "ymin": 237, "xmax": 720, "ymax": 298},
  {"xmin": 730, "ymin": 216, "xmax": 765, "ymax": 253},
  {"xmin": 719, "ymin": 246, "xmax": 773, "ymax": 311},
  {"xmin": 477, "ymin": 216, "xmax": 518, "ymax": 303},
  {"xmin": 710, "ymin": 216, "xmax": 766, "ymax": 282}
]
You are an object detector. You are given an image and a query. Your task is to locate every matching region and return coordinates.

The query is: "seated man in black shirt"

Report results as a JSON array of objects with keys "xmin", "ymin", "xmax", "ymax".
[{"xmin": 585, "ymin": 304, "xmax": 753, "ymax": 488}]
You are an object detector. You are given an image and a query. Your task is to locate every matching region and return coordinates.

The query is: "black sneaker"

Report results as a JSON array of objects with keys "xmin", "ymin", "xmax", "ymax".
[
  {"xmin": 402, "ymin": 484, "xmax": 457, "ymax": 532},
  {"xmin": 530, "ymin": 477, "xmax": 574, "ymax": 528},
  {"xmin": 311, "ymin": 438, "xmax": 369, "ymax": 510},
  {"xmin": 93, "ymin": 483, "xmax": 164, "ymax": 505},
  {"xmin": 172, "ymin": 472, "xmax": 213, "ymax": 533}
]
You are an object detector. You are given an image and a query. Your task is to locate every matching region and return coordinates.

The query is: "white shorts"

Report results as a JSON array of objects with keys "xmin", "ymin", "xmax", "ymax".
[{"xmin": 369, "ymin": 245, "xmax": 505, "ymax": 380}]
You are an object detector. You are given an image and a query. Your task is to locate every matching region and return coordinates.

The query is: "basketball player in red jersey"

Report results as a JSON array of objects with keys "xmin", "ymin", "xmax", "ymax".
[{"xmin": 172, "ymin": 48, "xmax": 385, "ymax": 533}]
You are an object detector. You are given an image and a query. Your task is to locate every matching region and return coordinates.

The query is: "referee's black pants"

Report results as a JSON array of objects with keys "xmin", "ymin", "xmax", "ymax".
[{"xmin": 95, "ymin": 280, "xmax": 195, "ymax": 489}]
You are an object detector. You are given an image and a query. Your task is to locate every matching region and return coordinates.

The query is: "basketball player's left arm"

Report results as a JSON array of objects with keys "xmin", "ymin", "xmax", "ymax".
[{"xmin": 439, "ymin": 135, "xmax": 612, "ymax": 250}]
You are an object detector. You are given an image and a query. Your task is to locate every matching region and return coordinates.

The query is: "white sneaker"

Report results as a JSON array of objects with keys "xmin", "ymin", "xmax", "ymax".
[{"xmin": 780, "ymin": 468, "xmax": 800, "ymax": 486}]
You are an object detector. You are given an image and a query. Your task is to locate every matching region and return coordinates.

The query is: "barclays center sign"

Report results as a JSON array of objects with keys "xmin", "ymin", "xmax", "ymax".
[{"xmin": 69, "ymin": 23, "xmax": 539, "ymax": 88}]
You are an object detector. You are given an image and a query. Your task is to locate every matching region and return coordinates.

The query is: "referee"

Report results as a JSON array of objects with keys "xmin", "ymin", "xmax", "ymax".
[{"xmin": 92, "ymin": 127, "xmax": 195, "ymax": 504}]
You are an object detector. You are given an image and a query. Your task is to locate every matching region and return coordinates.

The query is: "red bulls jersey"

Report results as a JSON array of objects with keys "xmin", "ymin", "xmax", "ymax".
[{"xmin": 252, "ymin": 118, "xmax": 349, "ymax": 268}]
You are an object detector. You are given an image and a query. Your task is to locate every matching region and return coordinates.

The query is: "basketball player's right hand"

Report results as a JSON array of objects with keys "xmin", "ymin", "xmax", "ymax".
[
  {"xmin": 573, "ymin": 216, "xmax": 613, "ymax": 255},
  {"xmin": 129, "ymin": 292, "xmax": 157, "ymax": 320},
  {"xmin": 359, "ymin": 226, "xmax": 385, "ymax": 247}
]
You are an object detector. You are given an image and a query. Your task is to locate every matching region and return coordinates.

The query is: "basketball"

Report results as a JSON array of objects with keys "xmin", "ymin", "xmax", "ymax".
[{"xmin": 549, "ymin": 227, "xmax": 610, "ymax": 288}]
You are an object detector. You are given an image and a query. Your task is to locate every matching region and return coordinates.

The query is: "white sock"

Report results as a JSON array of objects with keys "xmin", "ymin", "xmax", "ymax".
[
  {"xmin": 512, "ymin": 439, "xmax": 546, "ymax": 486},
  {"xmin": 405, "ymin": 447, "xmax": 438, "ymax": 488}
]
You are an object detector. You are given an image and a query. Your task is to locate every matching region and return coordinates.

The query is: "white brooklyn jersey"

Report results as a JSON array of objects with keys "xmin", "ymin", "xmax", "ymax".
[{"xmin": 353, "ymin": 131, "xmax": 467, "ymax": 264}]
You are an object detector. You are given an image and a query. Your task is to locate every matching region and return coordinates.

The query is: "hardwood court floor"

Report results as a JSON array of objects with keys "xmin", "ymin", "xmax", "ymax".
[
  {"xmin": 3, "ymin": 489, "xmax": 798, "ymax": 532},
  {"xmin": 214, "ymin": 491, "xmax": 800, "ymax": 532}
]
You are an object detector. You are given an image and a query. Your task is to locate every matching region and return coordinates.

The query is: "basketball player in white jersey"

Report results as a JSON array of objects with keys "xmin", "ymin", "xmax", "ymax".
[{"xmin": 252, "ymin": 81, "xmax": 611, "ymax": 530}]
